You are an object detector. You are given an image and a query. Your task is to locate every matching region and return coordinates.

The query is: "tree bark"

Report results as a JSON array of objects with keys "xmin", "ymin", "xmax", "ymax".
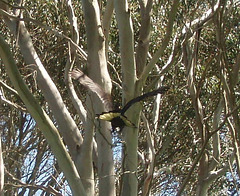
[
  {"xmin": 114, "ymin": 1, "xmax": 139, "ymax": 195},
  {"xmin": 81, "ymin": 0, "xmax": 115, "ymax": 195},
  {"xmin": 0, "ymin": 35, "xmax": 86, "ymax": 196},
  {"xmin": 0, "ymin": 2, "xmax": 83, "ymax": 163},
  {"xmin": 0, "ymin": 136, "xmax": 4, "ymax": 196}
]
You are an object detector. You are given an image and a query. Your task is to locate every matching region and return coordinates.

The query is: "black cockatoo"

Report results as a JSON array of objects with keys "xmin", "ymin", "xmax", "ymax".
[{"xmin": 70, "ymin": 69, "xmax": 169, "ymax": 129}]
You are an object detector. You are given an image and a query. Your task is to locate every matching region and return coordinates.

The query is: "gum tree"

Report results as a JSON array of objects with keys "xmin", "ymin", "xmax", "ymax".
[{"xmin": 0, "ymin": 0, "xmax": 239, "ymax": 195}]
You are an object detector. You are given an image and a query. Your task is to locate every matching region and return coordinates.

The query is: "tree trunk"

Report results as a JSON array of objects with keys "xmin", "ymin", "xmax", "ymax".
[
  {"xmin": 0, "ymin": 136, "xmax": 4, "ymax": 196},
  {"xmin": 81, "ymin": 0, "xmax": 115, "ymax": 195}
]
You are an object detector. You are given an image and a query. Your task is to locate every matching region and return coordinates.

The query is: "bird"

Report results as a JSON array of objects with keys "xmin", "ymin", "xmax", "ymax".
[{"xmin": 70, "ymin": 68, "xmax": 169, "ymax": 129}]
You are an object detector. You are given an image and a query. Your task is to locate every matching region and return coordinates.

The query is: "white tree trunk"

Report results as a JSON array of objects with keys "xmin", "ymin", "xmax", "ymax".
[{"xmin": 0, "ymin": 136, "xmax": 4, "ymax": 196}]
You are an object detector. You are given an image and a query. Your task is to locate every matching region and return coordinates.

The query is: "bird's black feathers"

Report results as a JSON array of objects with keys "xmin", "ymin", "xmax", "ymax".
[
  {"xmin": 70, "ymin": 68, "xmax": 113, "ymax": 111},
  {"xmin": 70, "ymin": 69, "xmax": 169, "ymax": 129},
  {"xmin": 120, "ymin": 86, "xmax": 169, "ymax": 115}
]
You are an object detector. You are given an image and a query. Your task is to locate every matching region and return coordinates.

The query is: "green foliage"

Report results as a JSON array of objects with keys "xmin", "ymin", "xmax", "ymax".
[{"xmin": 0, "ymin": 0, "xmax": 239, "ymax": 195}]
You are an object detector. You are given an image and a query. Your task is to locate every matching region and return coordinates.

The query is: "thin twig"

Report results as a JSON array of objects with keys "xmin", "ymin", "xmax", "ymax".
[
  {"xmin": 177, "ymin": 105, "xmax": 240, "ymax": 195},
  {"xmin": 5, "ymin": 169, "xmax": 63, "ymax": 196}
]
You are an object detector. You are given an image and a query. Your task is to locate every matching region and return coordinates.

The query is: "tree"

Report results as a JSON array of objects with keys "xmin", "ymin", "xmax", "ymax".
[{"xmin": 0, "ymin": 0, "xmax": 239, "ymax": 195}]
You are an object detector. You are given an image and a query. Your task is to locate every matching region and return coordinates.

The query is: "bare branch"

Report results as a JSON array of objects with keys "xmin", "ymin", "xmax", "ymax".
[
  {"xmin": 0, "ymin": 137, "xmax": 3, "ymax": 195},
  {"xmin": 0, "ymin": 35, "xmax": 86, "ymax": 196},
  {"xmin": 64, "ymin": 0, "xmax": 87, "ymax": 124},
  {"xmin": 102, "ymin": 0, "xmax": 114, "ymax": 53},
  {"xmin": 139, "ymin": 0, "xmax": 179, "ymax": 83},
  {"xmin": 0, "ymin": 8, "xmax": 87, "ymax": 61},
  {"xmin": 5, "ymin": 169, "xmax": 62, "ymax": 196},
  {"xmin": 136, "ymin": 0, "xmax": 153, "ymax": 76},
  {"xmin": 0, "ymin": 88, "xmax": 26, "ymax": 111},
  {"xmin": 177, "ymin": 106, "xmax": 240, "ymax": 196},
  {"xmin": 141, "ymin": 113, "xmax": 155, "ymax": 196}
]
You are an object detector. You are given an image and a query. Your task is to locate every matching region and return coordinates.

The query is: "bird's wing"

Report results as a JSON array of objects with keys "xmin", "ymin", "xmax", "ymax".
[
  {"xmin": 70, "ymin": 68, "xmax": 113, "ymax": 111},
  {"xmin": 121, "ymin": 86, "xmax": 169, "ymax": 115}
]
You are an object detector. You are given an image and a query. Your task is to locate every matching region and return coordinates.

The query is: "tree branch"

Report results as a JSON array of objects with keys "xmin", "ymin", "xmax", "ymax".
[
  {"xmin": 0, "ymin": 35, "xmax": 86, "ymax": 196},
  {"xmin": 177, "ymin": 106, "xmax": 240, "ymax": 196},
  {"xmin": 5, "ymin": 169, "xmax": 63, "ymax": 196},
  {"xmin": 0, "ymin": 4, "xmax": 84, "ymax": 161},
  {"xmin": 141, "ymin": 113, "xmax": 155, "ymax": 196},
  {"xmin": 139, "ymin": 0, "xmax": 179, "ymax": 83}
]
